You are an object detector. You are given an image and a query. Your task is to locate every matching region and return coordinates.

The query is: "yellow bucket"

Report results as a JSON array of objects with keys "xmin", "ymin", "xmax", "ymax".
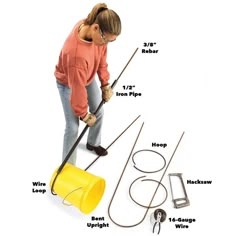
[{"xmin": 50, "ymin": 163, "xmax": 106, "ymax": 214}]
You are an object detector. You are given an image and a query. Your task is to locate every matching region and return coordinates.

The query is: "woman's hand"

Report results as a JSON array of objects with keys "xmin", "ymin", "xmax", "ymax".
[
  {"xmin": 101, "ymin": 84, "xmax": 113, "ymax": 102},
  {"xmin": 82, "ymin": 113, "xmax": 96, "ymax": 126}
]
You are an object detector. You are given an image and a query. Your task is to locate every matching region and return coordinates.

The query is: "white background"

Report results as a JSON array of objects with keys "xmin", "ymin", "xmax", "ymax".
[{"xmin": 1, "ymin": 0, "xmax": 236, "ymax": 235}]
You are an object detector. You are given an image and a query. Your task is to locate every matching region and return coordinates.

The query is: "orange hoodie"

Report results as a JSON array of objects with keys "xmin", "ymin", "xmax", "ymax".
[{"xmin": 54, "ymin": 20, "xmax": 110, "ymax": 118}]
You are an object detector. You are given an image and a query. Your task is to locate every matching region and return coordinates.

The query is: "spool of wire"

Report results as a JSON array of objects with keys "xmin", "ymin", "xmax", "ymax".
[{"xmin": 150, "ymin": 208, "xmax": 166, "ymax": 234}]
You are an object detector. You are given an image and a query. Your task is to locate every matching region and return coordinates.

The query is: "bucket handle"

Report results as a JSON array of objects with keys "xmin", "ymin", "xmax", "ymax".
[{"xmin": 62, "ymin": 187, "xmax": 83, "ymax": 206}]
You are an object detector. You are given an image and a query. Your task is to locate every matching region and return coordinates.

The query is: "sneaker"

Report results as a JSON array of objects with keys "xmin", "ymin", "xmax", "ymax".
[{"xmin": 86, "ymin": 143, "xmax": 108, "ymax": 156}]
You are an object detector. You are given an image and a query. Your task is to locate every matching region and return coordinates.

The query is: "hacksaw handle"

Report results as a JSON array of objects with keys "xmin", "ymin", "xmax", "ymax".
[{"xmin": 173, "ymin": 198, "xmax": 190, "ymax": 208}]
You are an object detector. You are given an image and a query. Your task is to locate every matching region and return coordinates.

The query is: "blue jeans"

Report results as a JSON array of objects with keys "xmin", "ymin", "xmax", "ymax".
[{"xmin": 56, "ymin": 79, "xmax": 104, "ymax": 165}]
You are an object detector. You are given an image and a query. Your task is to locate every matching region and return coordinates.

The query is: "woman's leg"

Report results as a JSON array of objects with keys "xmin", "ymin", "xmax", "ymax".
[
  {"xmin": 86, "ymin": 79, "xmax": 104, "ymax": 147},
  {"xmin": 56, "ymin": 81, "xmax": 78, "ymax": 165}
]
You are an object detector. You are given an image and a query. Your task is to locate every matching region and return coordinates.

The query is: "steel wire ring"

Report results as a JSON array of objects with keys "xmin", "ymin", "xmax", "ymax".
[
  {"xmin": 132, "ymin": 149, "xmax": 166, "ymax": 173},
  {"xmin": 129, "ymin": 176, "xmax": 168, "ymax": 208}
]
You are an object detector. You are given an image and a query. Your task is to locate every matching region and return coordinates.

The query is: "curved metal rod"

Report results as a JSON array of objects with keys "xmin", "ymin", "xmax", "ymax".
[
  {"xmin": 107, "ymin": 131, "xmax": 185, "ymax": 228},
  {"xmin": 107, "ymin": 122, "xmax": 145, "ymax": 227}
]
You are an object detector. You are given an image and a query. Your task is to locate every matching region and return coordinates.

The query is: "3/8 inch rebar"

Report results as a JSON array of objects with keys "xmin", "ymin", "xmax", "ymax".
[
  {"xmin": 84, "ymin": 115, "xmax": 141, "ymax": 171},
  {"xmin": 108, "ymin": 131, "xmax": 185, "ymax": 228},
  {"xmin": 50, "ymin": 48, "xmax": 139, "ymax": 195}
]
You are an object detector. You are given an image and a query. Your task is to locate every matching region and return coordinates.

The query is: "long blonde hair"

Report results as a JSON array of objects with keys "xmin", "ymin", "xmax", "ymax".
[{"xmin": 84, "ymin": 3, "xmax": 121, "ymax": 35}]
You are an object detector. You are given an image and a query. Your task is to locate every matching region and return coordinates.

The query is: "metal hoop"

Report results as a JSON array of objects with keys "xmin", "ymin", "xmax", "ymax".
[
  {"xmin": 132, "ymin": 149, "xmax": 166, "ymax": 173},
  {"xmin": 129, "ymin": 176, "xmax": 168, "ymax": 208}
]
